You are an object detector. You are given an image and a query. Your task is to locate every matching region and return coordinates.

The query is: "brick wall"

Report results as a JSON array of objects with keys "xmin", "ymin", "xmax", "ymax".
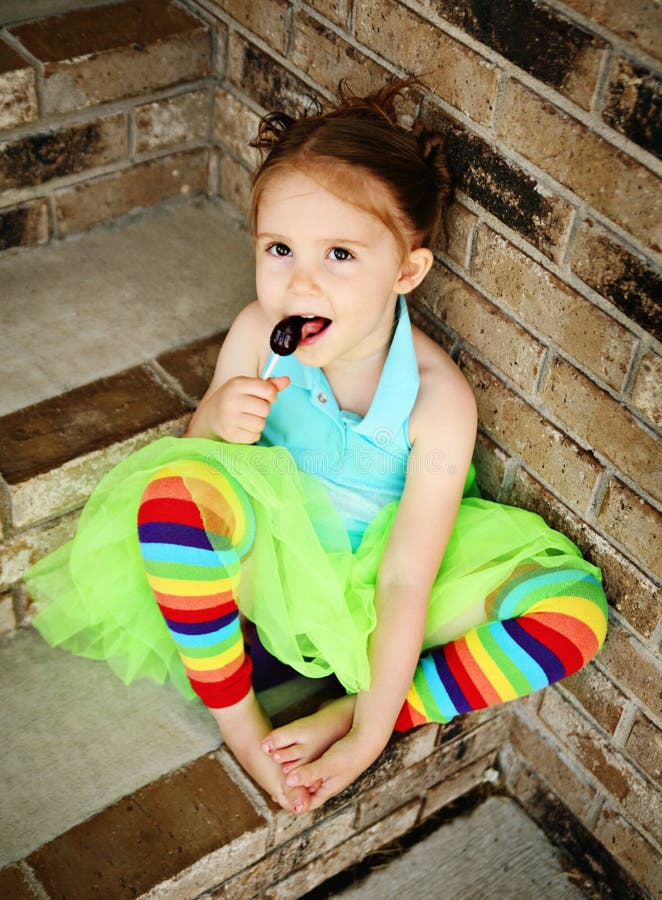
[
  {"xmin": 188, "ymin": 0, "xmax": 662, "ymax": 892},
  {"xmin": 1, "ymin": 0, "xmax": 660, "ymax": 893}
]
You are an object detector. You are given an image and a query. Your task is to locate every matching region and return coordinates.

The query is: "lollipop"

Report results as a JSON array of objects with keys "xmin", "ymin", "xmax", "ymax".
[{"xmin": 261, "ymin": 315, "xmax": 306, "ymax": 378}]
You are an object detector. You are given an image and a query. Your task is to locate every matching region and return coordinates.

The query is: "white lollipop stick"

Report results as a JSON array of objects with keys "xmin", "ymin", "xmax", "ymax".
[{"xmin": 261, "ymin": 352, "xmax": 278, "ymax": 380}]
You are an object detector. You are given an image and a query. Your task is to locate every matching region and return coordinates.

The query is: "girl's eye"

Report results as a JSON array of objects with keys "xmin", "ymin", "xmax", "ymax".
[
  {"xmin": 329, "ymin": 247, "xmax": 353, "ymax": 261},
  {"xmin": 267, "ymin": 242, "xmax": 291, "ymax": 257}
]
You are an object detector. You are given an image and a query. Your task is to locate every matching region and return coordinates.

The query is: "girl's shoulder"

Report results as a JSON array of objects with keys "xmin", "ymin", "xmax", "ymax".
[{"xmin": 409, "ymin": 323, "xmax": 477, "ymax": 443}]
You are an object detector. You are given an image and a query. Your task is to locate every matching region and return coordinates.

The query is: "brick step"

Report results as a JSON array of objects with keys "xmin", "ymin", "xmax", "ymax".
[{"xmin": 0, "ymin": 199, "xmax": 254, "ymax": 631}]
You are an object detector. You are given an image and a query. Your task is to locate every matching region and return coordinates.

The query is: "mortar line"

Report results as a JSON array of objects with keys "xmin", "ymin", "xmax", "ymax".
[
  {"xmin": 612, "ymin": 700, "xmax": 639, "ymax": 748},
  {"xmin": 590, "ymin": 43, "xmax": 615, "ymax": 116}
]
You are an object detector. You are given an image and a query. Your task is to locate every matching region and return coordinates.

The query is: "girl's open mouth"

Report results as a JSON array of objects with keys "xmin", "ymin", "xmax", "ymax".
[{"xmin": 299, "ymin": 316, "xmax": 332, "ymax": 345}]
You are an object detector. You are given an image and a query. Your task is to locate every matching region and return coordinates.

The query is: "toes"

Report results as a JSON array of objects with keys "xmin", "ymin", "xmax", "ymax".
[
  {"xmin": 262, "ymin": 724, "xmax": 299, "ymax": 754},
  {"xmin": 272, "ymin": 744, "xmax": 303, "ymax": 765},
  {"xmin": 286, "ymin": 784, "xmax": 311, "ymax": 815}
]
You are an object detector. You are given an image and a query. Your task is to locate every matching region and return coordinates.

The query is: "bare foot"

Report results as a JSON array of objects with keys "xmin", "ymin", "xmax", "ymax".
[
  {"xmin": 209, "ymin": 690, "xmax": 311, "ymax": 814},
  {"xmin": 262, "ymin": 695, "xmax": 356, "ymax": 774}
]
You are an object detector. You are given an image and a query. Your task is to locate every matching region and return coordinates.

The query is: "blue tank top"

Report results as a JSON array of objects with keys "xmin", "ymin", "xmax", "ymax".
[{"xmin": 259, "ymin": 296, "xmax": 418, "ymax": 550}]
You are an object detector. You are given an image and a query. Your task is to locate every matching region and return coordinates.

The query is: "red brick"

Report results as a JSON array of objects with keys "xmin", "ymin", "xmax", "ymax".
[
  {"xmin": 542, "ymin": 356, "xmax": 661, "ymax": 505},
  {"xmin": 597, "ymin": 480, "xmax": 661, "ymax": 580},
  {"xmin": 54, "ymin": 149, "xmax": 208, "ymax": 236},
  {"xmin": 461, "ymin": 355, "xmax": 603, "ymax": 512},
  {"xmin": 0, "ymin": 39, "xmax": 38, "ymax": 130},
  {"xmin": 0, "ymin": 865, "xmax": 38, "ymax": 899},
  {"xmin": 28, "ymin": 754, "xmax": 267, "ymax": 899},
  {"xmin": 419, "ymin": 265, "xmax": 545, "ymax": 391},
  {"xmin": 603, "ymin": 55, "xmax": 661, "ymax": 158},
  {"xmin": 498, "ymin": 81, "xmax": 661, "ymax": 252},
  {"xmin": 0, "ymin": 365, "xmax": 188, "ymax": 484},
  {"xmin": 10, "ymin": 0, "xmax": 210, "ymax": 115},
  {"xmin": 355, "ymin": 0, "xmax": 500, "ymax": 126},
  {"xmin": 472, "ymin": 225, "xmax": 635, "ymax": 391}
]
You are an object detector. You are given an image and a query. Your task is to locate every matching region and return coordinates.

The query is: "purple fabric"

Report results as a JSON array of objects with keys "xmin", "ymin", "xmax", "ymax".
[{"xmin": 244, "ymin": 621, "xmax": 300, "ymax": 691}]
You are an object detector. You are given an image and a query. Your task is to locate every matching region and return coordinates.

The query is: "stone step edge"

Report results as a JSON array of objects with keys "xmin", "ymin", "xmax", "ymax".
[
  {"xmin": 0, "ymin": 713, "xmax": 508, "ymax": 900},
  {"xmin": 0, "ymin": 331, "xmax": 226, "ymax": 603}
]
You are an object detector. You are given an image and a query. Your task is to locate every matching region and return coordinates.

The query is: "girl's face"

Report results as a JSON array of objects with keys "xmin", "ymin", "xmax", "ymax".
[{"xmin": 254, "ymin": 169, "xmax": 409, "ymax": 369}]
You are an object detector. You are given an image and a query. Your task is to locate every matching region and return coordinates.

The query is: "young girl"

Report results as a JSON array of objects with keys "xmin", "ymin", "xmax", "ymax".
[{"xmin": 26, "ymin": 80, "xmax": 608, "ymax": 816}]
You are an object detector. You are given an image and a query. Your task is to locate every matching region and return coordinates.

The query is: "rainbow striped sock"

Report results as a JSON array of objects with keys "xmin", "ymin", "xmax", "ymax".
[
  {"xmin": 395, "ymin": 565, "xmax": 608, "ymax": 731},
  {"xmin": 137, "ymin": 460, "xmax": 255, "ymax": 708}
]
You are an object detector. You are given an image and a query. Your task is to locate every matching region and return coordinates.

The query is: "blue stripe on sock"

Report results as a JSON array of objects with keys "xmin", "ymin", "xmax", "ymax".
[
  {"xmin": 167, "ymin": 617, "xmax": 240, "ymax": 648},
  {"xmin": 485, "ymin": 621, "xmax": 548, "ymax": 692},
  {"xmin": 138, "ymin": 541, "xmax": 238, "ymax": 568},
  {"xmin": 420, "ymin": 653, "xmax": 458, "ymax": 721},
  {"xmin": 495, "ymin": 568, "xmax": 596, "ymax": 619}
]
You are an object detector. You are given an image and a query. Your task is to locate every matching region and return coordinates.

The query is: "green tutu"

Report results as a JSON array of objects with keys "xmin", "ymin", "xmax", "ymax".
[{"xmin": 26, "ymin": 436, "xmax": 601, "ymax": 697}]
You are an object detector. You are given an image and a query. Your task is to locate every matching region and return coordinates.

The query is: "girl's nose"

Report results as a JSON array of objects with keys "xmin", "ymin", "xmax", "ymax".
[{"xmin": 288, "ymin": 263, "xmax": 319, "ymax": 296}]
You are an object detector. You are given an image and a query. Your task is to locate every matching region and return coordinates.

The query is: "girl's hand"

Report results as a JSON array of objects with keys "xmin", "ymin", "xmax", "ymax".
[
  {"xmin": 284, "ymin": 727, "xmax": 385, "ymax": 812},
  {"xmin": 190, "ymin": 375, "xmax": 289, "ymax": 443}
]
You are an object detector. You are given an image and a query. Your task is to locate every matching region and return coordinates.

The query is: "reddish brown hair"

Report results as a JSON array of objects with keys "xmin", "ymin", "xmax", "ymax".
[{"xmin": 248, "ymin": 79, "xmax": 451, "ymax": 259}]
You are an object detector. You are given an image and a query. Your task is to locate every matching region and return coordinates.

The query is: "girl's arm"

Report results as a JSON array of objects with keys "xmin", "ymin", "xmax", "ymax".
[
  {"xmin": 185, "ymin": 301, "xmax": 289, "ymax": 442},
  {"xmin": 286, "ymin": 343, "xmax": 478, "ymax": 804}
]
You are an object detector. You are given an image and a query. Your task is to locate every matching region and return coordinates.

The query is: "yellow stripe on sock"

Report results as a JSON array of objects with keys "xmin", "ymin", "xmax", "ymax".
[
  {"xmin": 146, "ymin": 572, "xmax": 235, "ymax": 596},
  {"xmin": 158, "ymin": 460, "xmax": 248, "ymax": 543},
  {"xmin": 179, "ymin": 642, "xmax": 243, "ymax": 671},
  {"xmin": 404, "ymin": 683, "xmax": 428, "ymax": 717},
  {"xmin": 465, "ymin": 629, "xmax": 519, "ymax": 702},
  {"xmin": 526, "ymin": 595, "xmax": 607, "ymax": 638}
]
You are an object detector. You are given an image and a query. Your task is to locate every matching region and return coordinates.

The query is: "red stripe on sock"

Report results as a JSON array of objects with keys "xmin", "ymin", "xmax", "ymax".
[
  {"xmin": 138, "ymin": 497, "xmax": 205, "ymax": 529},
  {"xmin": 517, "ymin": 614, "xmax": 588, "ymax": 676},
  {"xmin": 445, "ymin": 639, "xmax": 489, "ymax": 710},
  {"xmin": 157, "ymin": 596, "xmax": 237, "ymax": 623},
  {"xmin": 189, "ymin": 656, "xmax": 253, "ymax": 708}
]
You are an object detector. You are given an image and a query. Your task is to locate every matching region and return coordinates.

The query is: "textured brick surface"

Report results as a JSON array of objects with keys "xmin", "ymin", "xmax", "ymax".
[
  {"xmin": 603, "ymin": 56, "xmax": 661, "ymax": 159},
  {"xmin": 461, "ymin": 355, "xmax": 603, "ymax": 511},
  {"xmin": 219, "ymin": 153, "xmax": 252, "ymax": 211},
  {"xmin": 208, "ymin": 0, "xmax": 289, "ymax": 53},
  {"xmin": 1, "ymin": 511, "xmax": 78, "ymax": 590},
  {"xmin": 0, "ymin": 200, "xmax": 49, "ymax": 252},
  {"xmin": 508, "ymin": 711, "xmax": 597, "ymax": 824},
  {"xmin": 629, "ymin": 351, "xmax": 662, "ymax": 428},
  {"xmin": 420, "ymin": 265, "xmax": 545, "ymax": 391},
  {"xmin": 157, "ymin": 332, "xmax": 226, "ymax": 403},
  {"xmin": 305, "ymin": 0, "xmax": 352, "ymax": 29},
  {"xmin": 54, "ymin": 149, "xmax": 208, "ymax": 235},
  {"xmin": 472, "ymin": 225, "xmax": 635, "ymax": 391},
  {"xmin": 0, "ymin": 365, "xmax": 188, "ymax": 485},
  {"xmin": 290, "ymin": 12, "xmax": 389, "ymax": 98},
  {"xmin": 0, "ymin": 864, "xmax": 36, "ymax": 899},
  {"xmin": 355, "ymin": 0, "xmax": 499, "ymax": 126},
  {"xmin": 560, "ymin": 665, "xmax": 628, "ymax": 736},
  {"xmin": 0, "ymin": 39, "xmax": 37, "ymax": 130},
  {"xmin": 418, "ymin": 0, "xmax": 606, "ymax": 109},
  {"xmin": 625, "ymin": 712, "xmax": 662, "ymax": 785},
  {"xmin": 571, "ymin": 219, "xmax": 661, "ymax": 342},
  {"xmin": 9, "ymin": 0, "xmax": 210, "ymax": 115},
  {"xmin": 0, "ymin": 114, "xmax": 127, "ymax": 191},
  {"xmin": 498, "ymin": 81, "xmax": 661, "ymax": 251},
  {"xmin": 541, "ymin": 356, "xmax": 661, "ymax": 505},
  {"xmin": 228, "ymin": 31, "xmax": 316, "ymax": 118},
  {"xmin": 213, "ymin": 88, "xmax": 260, "ymax": 167},
  {"xmin": 472, "ymin": 432, "xmax": 510, "ymax": 500},
  {"xmin": 438, "ymin": 119, "xmax": 573, "ymax": 261},
  {"xmin": 264, "ymin": 800, "xmax": 421, "ymax": 899},
  {"xmin": 441, "ymin": 202, "xmax": 478, "ymax": 265},
  {"xmin": 597, "ymin": 479, "xmax": 661, "ymax": 579},
  {"xmin": 593, "ymin": 803, "xmax": 662, "ymax": 898},
  {"xmin": 562, "ymin": 0, "xmax": 661, "ymax": 61},
  {"xmin": 27, "ymin": 754, "xmax": 268, "ymax": 899},
  {"xmin": 539, "ymin": 689, "xmax": 662, "ymax": 843},
  {"xmin": 0, "ymin": 590, "xmax": 15, "ymax": 636},
  {"xmin": 134, "ymin": 88, "xmax": 210, "ymax": 154}
]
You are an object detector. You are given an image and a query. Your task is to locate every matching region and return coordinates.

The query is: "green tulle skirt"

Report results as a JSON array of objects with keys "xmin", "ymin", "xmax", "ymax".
[{"xmin": 25, "ymin": 436, "xmax": 601, "ymax": 697}]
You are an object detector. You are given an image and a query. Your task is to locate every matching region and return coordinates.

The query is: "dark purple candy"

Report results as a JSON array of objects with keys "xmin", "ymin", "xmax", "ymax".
[{"xmin": 269, "ymin": 316, "xmax": 305, "ymax": 355}]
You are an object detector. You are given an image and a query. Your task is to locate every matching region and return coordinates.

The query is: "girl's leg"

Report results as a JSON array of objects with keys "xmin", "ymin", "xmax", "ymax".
[
  {"xmin": 137, "ymin": 459, "xmax": 256, "ymax": 707},
  {"xmin": 395, "ymin": 564, "xmax": 608, "ymax": 731}
]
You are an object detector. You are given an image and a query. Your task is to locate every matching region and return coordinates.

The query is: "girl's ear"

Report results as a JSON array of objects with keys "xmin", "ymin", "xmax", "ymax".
[{"xmin": 395, "ymin": 247, "xmax": 434, "ymax": 294}]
